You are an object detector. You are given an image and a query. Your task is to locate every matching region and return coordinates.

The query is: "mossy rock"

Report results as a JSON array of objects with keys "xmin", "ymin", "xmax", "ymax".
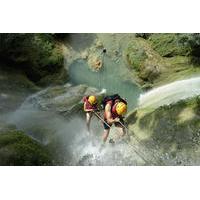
[
  {"xmin": 37, "ymin": 67, "xmax": 68, "ymax": 86},
  {"xmin": 135, "ymin": 33, "xmax": 152, "ymax": 39},
  {"xmin": 126, "ymin": 38, "xmax": 163, "ymax": 83},
  {"xmin": 154, "ymin": 56, "xmax": 200, "ymax": 86},
  {"xmin": 126, "ymin": 38, "xmax": 148, "ymax": 71},
  {"xmin": 148, "ymin": 33, "xmax": 190, "ymax": 57},
  {"xmin": 0, "ymin": 130, "xmax": 52, "ymax": 166},
  {"xmin": 22, "ymin": 84, "xmax": 103, "ymax": 117},
  {"xmin": 0, "ymin": 64, "xmax": 40, "ymax": 113},
  {"xmin": 126, "ymin": 36, "xmax": 200, "ymax": 88},
  {"xmin": 0, "ymin": 33, "xmax": 68, "ymax": 86},
  {"xmin": 127, "ymin": 95, "xmax": 200, "ymax": 165}
]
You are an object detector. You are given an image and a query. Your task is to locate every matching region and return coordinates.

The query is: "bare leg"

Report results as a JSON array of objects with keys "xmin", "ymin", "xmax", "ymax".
[
  {"xmin": 102, "ymin": 129, "xmax": 110, "ymax": 143},
  {"xmin": 119, "ymin": 126, "xmax": 126, "ymax": 137},
  {"xmin": 113, "ymin": 126, "xmax": 126, "ymax": 141},
  {"xmin": 86, "ymin": 112, "xmax": 92, "ymax": 135}
]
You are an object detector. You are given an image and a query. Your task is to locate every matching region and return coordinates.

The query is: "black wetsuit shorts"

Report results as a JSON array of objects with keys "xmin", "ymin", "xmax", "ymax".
[{"xmin": 103, "ymin": 118, "xmax": 124, "ymax": 130}]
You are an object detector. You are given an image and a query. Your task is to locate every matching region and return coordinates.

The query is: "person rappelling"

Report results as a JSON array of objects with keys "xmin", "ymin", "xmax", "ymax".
[
  {"xmin": 101, "ymin": 94, "xmax": 127, "ymax": 144},
  {"xmin": 82, "ymin": 95, "xmax": 99, "ymax": 135}
]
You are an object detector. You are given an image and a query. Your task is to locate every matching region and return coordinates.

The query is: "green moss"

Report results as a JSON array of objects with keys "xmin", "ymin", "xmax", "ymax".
[
  {"xmin": 125, "ymin": 36, "xmax": 200, "ymax": 87},
  {"xmin": 0, "ymin": 33, "xmax": 67, "ymax": 86},
  {"xmin": 128, "ymin": 96, "xmax": 200, "ymax": 150},
  {"xmin": 149, "ymin": 33, "xmax": 190, "ymax": 57},
  {"xmin": 126, "ymin": 39, "xmax": 148, "ymax": 71},
  {"xmin": 0, "ymin": 130, "xmax": 52, "ymax": 166},
  {"xmin": 126, "ymin": 38, "xmax": 164, "ymax": 84},
  {"xmin": 153, "ymin": 56, "xmax": 200, "ymax": 86}
]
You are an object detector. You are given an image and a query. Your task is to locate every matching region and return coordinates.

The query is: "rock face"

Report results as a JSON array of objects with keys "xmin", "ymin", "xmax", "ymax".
[
  {"xmin": 126, "ymin": 38, "xmax": 163, "ymax": 85},
  {"xmin": 4, "ymin": 84, "xmax": 105, "ymax": 165},
  {"xmin": 148, "ymin": 33, "xmax": 190, "ymax": 57},
  {"xmin": 87, "ymin": 54, "xmax": 103, "ymax": 71},
  {"xmin": 126, "ymin": 96, "xmax": 200, "ymax": 165},
  {"xmin": 1, "ymin": 33, "xmax": 200, "ymax": 166},
  {"xmin": 64, "ymin": 35, "xmax": 105, "ymax": 72},
  {"xmin": 0, "ymin": 123, "xmax": 52, "ymax": 166},
  {"xmin": 22, "ymin": 84, "xmax": 104, "ymax": 117},
  {"xmin": 126, "ymin": 34, "xmax": 200, "ymax": 88},
  {"xmin": 0, "ymin": 63, "xmax": 39, "ymax": 113},
  {"xmin": 0, "ymin": 33, "xmax": 68, "ymax": 86}
]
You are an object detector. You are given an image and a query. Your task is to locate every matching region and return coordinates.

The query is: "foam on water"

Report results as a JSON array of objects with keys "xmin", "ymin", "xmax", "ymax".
[
  {"xmin": 139, "ymin": 77, "xmax": 200, "ymax": 109},
  {"xmin": 3, "ymin": 99, "xmax": 144, "ymax": 165}
]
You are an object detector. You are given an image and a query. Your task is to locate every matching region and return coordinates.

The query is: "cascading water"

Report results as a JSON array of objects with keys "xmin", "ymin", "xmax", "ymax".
[
  {"xmin": 8, "ymin": 75, "xmax": 199, "ymax": 165},
  {"xmin": 2, "ymin": 33, "xmax": 200, "ymax": 166},
  {"xmin": 4, "ymin": 33, "xmax": 200, "ymax": 165},
  {"xmin": 139, "ymin": 77, "xmax": 200, "ymax": 109},
  {"xmin": 61, "ymin": 34, "xmax": 151, "ymax": 165},
  {"xmin": 4, "ymin": 98, "xmax": 146, "ymax": 165},
  {"xmin": 0, "ymin": 78, "xmax": 145, "ymax": 165}
]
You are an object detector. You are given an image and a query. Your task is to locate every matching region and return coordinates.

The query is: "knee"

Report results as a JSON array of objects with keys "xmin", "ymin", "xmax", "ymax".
[{"xmin": 104, "ymin": 129, "xmax": 109, "ymax": 134}]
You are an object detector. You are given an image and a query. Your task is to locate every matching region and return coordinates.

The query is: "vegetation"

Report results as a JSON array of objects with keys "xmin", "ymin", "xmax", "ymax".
[
  {"xmin": 126, "ymin": 34, "xmax": 200, "ymax": 87},
  {"xmin": 0, "ymin": 33, "xmax": 200, "ymax": 165},
  {"xmin": 0, "ymin": 129, "xmax": 52, "ymax": 165},
  {"xmin": 127, "ymin": 95, "xmax": 200, "ymax": 165},
  {"xmin": 126, "ymin": 37, "xmax": 163, "ymax": 86},
  {"xmin": 0, "ymin": 33, "xmax": 67, "ymax": 86},
  {"xmin": 148, "ymin": 33, "xmax": 190, "ymax": 57},
  {"xmin": 135, "ymin": 33, "xmax": 152, "ymax": 39},
  {"xmin": 126, "ymin": 39, "xmax": 148, "ymax": 71},
  {"xmin": 178, "ymin": 33, "xmax": 200, "ymax": 64}
]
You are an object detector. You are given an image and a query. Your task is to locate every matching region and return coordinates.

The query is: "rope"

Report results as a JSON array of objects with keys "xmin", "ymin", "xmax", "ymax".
[
  {"xmin": 92, "ymin": 111, "xmax": 157, "ymax": 165},
  {"xmin": 98, "ymin": 48, "xmax": 106, "ymax": 89},
  {"xmin": 118, "ymin": 120, "xmax": 165, "ymax": 165},
  {"xmin": 98, "ymin": 67, "xmax": 101, "ymax": 89}
]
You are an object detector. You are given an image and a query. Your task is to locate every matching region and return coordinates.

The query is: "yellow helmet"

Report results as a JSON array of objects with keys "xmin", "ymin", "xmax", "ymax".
[
  {"xmin": 116, "ymin": 102, "xmax": 127, "ymax": 116},
  {"xmin": 88, "ymin": 95, "xmax": 97, "ymax": 105}
]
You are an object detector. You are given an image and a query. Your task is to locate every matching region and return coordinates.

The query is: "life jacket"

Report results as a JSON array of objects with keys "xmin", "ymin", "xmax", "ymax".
[
  {"xmin": 102, "ymin": 94, "xmax": 127, "ymax": 119},
  {"xmin": 83, "ymin": 96, "xmax": 98, "ymax": 111}
]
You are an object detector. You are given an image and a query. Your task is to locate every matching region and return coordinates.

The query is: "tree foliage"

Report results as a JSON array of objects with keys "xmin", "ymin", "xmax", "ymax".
[
  {"xmin": 0, "ymin": 33, "xmax": 65, "ymax": 84},
  {"xmin": 178, "ymin": 33, "xmax": 200, "ymax": 62}
]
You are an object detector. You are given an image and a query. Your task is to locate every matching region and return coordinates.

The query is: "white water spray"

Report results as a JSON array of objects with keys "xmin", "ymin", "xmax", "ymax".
[{"xmin": 139, "ymin": 77, "xmax": 200, "ymax": 109}]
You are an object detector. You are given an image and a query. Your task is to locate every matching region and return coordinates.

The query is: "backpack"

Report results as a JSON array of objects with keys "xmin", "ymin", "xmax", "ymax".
[{"xmin": 101, "ymin": 94, "xmax": 127, "ymax": 109}]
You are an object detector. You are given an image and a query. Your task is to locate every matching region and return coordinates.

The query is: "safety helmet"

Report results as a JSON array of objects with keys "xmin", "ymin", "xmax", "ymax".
[
  {"xmin": 116, "ymin": 102, "xmax": 127, "ymax": 116},
  {"xmin": 88, "ymin": 95, "xmax": 97, "ymax": 105}
]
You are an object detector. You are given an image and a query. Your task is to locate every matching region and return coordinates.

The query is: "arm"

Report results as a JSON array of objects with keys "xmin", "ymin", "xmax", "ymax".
[{"xmin": 105, "ymin": 104, "xmax": 119, "ymax": 124}]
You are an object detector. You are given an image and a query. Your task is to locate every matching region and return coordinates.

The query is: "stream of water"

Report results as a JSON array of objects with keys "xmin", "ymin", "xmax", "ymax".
[
  {"xmin": 139, "ymin": 76, "xmax": 200, "ymax": 109},
  {"xmin": 64, "ymin": 34, "xmax": 200, "ymax": 165}
]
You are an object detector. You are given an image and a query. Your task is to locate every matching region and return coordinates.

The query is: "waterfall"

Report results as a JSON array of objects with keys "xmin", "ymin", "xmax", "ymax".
[{"xmin": 139, "ymin": 77, "xmax": 200, "ymax": 109}]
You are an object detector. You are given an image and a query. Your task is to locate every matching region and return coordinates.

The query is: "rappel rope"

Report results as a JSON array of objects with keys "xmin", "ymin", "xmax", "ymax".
[
  {"xmin": 98, "ymin": 63, "xmax": 101, "ymax": 89},
  {"xmin": 118, "ymin": 120, "xmax": 165, "ymax": 165},
  {"xmin": 93, "ymin": 48, "xmax": 164, "ymax": 165},
  {"xmin": 92, "ymin": 111, "xmax": 158, "ymax": 165},
  {"xmin": 98, "ymin": 48, "xmax": 106, "ymax": 89}
]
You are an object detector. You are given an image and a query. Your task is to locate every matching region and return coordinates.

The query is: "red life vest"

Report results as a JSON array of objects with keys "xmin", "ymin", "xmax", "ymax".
[
  {"xmin": 104, "ymin": 100, "xmax": 119, "ymax": 119},
  {"xmin": 83, "ymin": 96, "xmax": 98, "ymax": 111}
]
